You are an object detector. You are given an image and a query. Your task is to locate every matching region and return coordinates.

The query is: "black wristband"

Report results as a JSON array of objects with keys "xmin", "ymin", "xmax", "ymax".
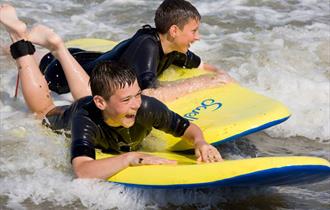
[{"xmin": 10, "ymin": 40, "xmax": 36, "ymax": 59}]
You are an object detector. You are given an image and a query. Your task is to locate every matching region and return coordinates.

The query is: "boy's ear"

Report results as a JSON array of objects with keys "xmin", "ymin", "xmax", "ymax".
[
  {"xmin": 93, "ymin": 95, "xmax": 107, "ymax": 110},
  {"xmin": 169, "ymin": 24, "xmax": 179, "ymax": 38}
]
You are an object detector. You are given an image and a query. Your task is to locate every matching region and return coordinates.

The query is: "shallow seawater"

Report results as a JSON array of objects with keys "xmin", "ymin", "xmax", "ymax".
[{"xmin": 0, "ymin": 0, "xmax": 329, "ymax": 209}]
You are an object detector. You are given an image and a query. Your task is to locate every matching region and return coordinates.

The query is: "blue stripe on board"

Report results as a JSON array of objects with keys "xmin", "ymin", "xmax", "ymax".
[
  {"xmin": 212, "ymin": 116, "xmax": 291, "ymax": 146},
  {"xmin": 113, "ymin": 164, "xmax": 330, "ymax": 189}
]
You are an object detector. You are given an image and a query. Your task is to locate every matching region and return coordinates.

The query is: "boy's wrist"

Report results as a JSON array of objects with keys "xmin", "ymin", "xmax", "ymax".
[
  {"xmin": 194, "ymin": 139, "xmax": 208, "ymax": 148},
  {"xmin": 124, "ymin": 152, "xmax": 142, "ymax": 166}
]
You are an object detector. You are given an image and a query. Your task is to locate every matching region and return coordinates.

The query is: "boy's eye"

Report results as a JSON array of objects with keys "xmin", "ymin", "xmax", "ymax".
[
  {"xmin": 121, "ymin": 91, "xmax": 141, "ymax": 103},
  {"xmin": 122, "ymin": 98, "xmax": 130, "ymax": 103}
]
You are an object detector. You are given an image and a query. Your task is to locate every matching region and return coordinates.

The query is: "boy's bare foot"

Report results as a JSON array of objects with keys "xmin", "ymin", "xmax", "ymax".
[
  {"xmin": 0, "ymin": 4, "xmax": 28, "ymax": 42},
  {"xmin": 29, "ymin": 25, "xmax": 64, "ymax": 54}
]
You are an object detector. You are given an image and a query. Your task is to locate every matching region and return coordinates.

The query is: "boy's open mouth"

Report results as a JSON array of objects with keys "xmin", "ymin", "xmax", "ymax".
[{"xmin": 125, "ymin": 114, "xmax": 136, "ymax": 119}]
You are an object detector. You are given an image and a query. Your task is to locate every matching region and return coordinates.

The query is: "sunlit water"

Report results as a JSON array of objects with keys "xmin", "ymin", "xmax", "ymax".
[{"xmin": 0, "ymin": 0, "xmax": 329, "ymax": 209}]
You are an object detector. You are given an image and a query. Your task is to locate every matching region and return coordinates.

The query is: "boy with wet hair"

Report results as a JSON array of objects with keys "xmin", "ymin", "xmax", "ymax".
[
  {"xmin": 39, "ymin": 0, "xmax": 234, "ymax": 102},
  {"xmin": 0, "ymin": 4, "xmax": 222, "ymax": 180}
]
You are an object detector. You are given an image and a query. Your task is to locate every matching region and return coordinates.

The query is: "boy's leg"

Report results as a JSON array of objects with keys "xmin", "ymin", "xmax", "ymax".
[
  {"xmin": 0, "ymin": 4, "xmax": 55, "ymax": 118},
  {"xmin": 1, "ymin": 40, "xmax": 48, "ymax": 65},
  {"xmin": 28, "ymin": 25, "xmax": 92, "ymax": 100}
]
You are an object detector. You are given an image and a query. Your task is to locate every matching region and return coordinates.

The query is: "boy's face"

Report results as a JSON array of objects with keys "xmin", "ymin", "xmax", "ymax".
[
  {"xmin": 102, "ymin": 80, "xmax": 142, "ymax": 128},
  {"xmin": 173, "ymin": 18, "xmax": 200, "ymax": 53}
]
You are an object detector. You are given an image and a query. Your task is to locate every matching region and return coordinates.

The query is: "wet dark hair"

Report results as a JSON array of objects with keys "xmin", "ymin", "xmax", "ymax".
[
  {"xmin": 154, "ymin": 0, "xmax": 201, "ymax": 34},
  {"xmin": 90, "ymin": 61, "xmax": 137, "ymax": 100}
]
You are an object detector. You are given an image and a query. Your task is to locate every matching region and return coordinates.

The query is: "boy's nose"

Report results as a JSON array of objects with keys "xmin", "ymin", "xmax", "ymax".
[
  {"xmin": 194, "ymin": 31, "xmax": 200, "ymax": 41},
  {"xmin": 131, "ymin": 98, "xmax": 141, "ymax": 110}
]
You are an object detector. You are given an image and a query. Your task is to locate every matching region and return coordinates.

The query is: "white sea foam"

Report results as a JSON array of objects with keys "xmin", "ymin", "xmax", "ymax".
[{"xmin": 227, "ymin": 24, "xmax": 330, "ymax": 141}]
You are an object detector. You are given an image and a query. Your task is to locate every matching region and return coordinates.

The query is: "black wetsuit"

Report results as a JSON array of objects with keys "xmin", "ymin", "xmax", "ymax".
[
  {"xmin": 40, "ymin": 25, "xmax": 201, "ymax": 94},
  {"xmin": 43, "ymin": 95, "xmax": 190, "ymax": 160}
]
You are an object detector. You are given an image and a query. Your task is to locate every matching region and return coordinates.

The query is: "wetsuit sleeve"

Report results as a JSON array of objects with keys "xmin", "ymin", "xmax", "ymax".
[
  {"xmin": 119, "ymin": 36, "xmax": 159, "ymax": 90},
  {"xmin": 139, "ymin": 96, "xmax": 190, "ymax": 137},
  {"xmin": 71, "ymin": 111, "xmax": 99, "ymax": 161},
  {"xmin": 172, "ymin": 50, "xmax": 201, "ymax": 69}
]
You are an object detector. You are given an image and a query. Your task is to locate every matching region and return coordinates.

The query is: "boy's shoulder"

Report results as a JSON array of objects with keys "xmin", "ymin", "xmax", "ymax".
[
  {"xmin": 73, "ymin": 96, "xmax": 102, "ymax": 122},
  {"xmin": 138, "ymin": 95, "xmax": 168, "ymax": 117},
  {"xmin": 131, "ymin": 25, "xmax": 160, "ymax": 44}
]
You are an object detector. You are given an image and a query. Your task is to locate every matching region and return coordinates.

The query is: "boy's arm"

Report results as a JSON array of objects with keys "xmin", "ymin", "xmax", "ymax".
[
  {"xmin": 182, "ymin": 123, "xmax": 223, "ymax": 163},
  {"xmin": 171, "ymin": 50, "xmax": 231, "ymax": 79},
  {"xmin": 72, "ymin": 153, "xmax": 131, "ymax": 179},
  {"xmin": 142, "ymin": 72, "xmax": 233, "ymax": 102},
  {"xmin": 72, "ymin": 152, "xmax": 177, "ymax": 179},
  {"xmin": 199, "ymin": 62, "xmax": 218, "ymax": 72},
  {"xmin": 200, "ymin": 62, "xmax": 236, "ymax": 82},
  {"xmin": 71, "ymin": 113, "xmax": 176, "ymax": 180},
  {"xmin": 142, "ymin": 56, "xmax": 235, "ymax": 102}
]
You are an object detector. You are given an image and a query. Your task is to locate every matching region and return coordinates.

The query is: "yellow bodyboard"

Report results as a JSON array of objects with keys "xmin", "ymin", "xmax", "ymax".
[{"xmin": 96, "ymin": 150, "xmax": 330, "ymax": 188}]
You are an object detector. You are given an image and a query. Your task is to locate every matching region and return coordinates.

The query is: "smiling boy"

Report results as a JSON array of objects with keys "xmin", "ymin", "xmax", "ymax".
[{"xmin": 40, "ymin": 0, "xmax": 234, "ymax": 102}]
